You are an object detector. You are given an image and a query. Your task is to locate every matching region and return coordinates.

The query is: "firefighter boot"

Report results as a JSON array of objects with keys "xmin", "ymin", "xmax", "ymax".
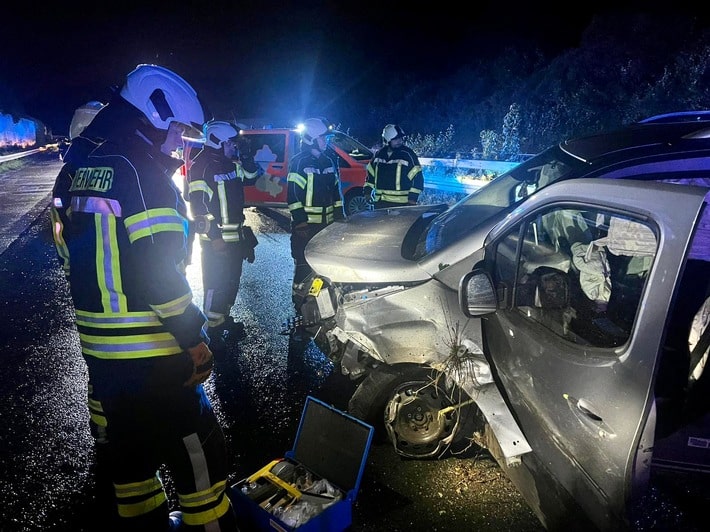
[
  {"xmin": 222, "ymin": 318, "xmax": 246, "ymax": 341},
  {"xmin": 207, "ymin": 327, "xmax": 228, "ymax": 355}
]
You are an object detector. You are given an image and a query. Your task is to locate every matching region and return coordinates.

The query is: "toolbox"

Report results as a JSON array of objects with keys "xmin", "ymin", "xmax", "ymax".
[{"xmin": 230, "ymin": 395, "xmax": 374, "ymax": 531}]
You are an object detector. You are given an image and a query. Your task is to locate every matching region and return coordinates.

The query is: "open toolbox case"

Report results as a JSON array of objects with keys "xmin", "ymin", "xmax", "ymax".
[{"xmin": 230, "ymin": 396, "xmax": 374, "ymax": 531}]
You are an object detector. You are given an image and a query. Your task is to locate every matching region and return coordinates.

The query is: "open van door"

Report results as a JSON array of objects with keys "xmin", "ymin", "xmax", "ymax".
[{"xmin": 468, "ymin": 179, "xmax": 708, "ymax": 529}]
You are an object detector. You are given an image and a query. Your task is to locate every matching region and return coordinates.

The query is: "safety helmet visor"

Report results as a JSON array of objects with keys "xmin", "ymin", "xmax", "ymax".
[{"xmin": 120, "ymin": 64, "xmax": 205, "ymax": 133}]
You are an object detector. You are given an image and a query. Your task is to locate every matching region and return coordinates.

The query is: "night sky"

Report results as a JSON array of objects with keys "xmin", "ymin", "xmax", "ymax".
[{"xmin": 0, "ymin": 1, "xmax": 675, "ymax": 136}]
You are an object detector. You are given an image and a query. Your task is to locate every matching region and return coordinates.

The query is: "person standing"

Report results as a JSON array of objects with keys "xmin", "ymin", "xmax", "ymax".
[
  {"xmin": 287, "ymin": 117, "xmax": 345, "ymax": 298},
  {"xmin": 188, "ymin": 120, "xmax": 261, "ymax": 347},
  {"xmin": 49, "ymin": 64, "xmax": 239, "ymax": 531},
  {"xmin": 364, "ymin": 124, "xmax": 424, "ymax": 208},
  {"xmin": 51, "ymin": 101, "xmax": 107, "ymax": 278},
  {"xmin": 52, "ymin": 100, "xmax": 113, "ymax": 445}
]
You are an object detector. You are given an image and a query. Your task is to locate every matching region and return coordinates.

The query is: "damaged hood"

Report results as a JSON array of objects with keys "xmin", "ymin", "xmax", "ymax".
[{"xmin": 304, "ymin": 205, "xmax": 445, "ymax": 284}]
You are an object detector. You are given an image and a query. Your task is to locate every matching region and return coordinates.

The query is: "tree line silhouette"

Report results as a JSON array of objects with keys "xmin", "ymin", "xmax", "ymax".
[{"xmin": 359, "ymin": 12, "xmax": 710, "ymax": 159}]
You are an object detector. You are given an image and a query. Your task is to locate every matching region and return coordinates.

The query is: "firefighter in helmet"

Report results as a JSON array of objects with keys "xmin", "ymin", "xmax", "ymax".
[
  {"xmin": 50, "ymin": 64, "xmax": 239, "ymax": 531},
  {"xmin": 364, "ymin": 124, "xmax": 424, "ymax": 208},
  {"xmin": 287, "ymin": 117, "xmax": 345, "ymax": 299},
  {"xmin": 188, "ymin": 119, "xmax": 262, "ymax": 348}
]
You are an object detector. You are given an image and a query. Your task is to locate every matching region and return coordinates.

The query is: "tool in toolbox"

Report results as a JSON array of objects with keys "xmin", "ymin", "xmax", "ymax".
[
  {"xmin": 230, "ymin": 396, "xmax": 374, "ymax": 531},
  {"xmin": 240, "ymin": 460, "xmax": 301, "ymax": 505}
]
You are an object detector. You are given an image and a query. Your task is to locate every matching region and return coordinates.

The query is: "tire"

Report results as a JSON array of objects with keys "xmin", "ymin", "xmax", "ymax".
[
  {"xmin": 344, "ymin": 188, "xmax": 371, "ymax": 216},
  {"xmin": 348, "ymin": 365, "xmax": 468, "ymax": 458}
]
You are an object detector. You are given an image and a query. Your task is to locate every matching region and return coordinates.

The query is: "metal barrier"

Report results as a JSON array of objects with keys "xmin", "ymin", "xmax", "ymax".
[
  {"xmin": 420, "ymin": 157, "xmax": 520, "ymax": 194},
  {"xmin": 0, "ymin": 148, "xmax": 42, "ymax": 163}
]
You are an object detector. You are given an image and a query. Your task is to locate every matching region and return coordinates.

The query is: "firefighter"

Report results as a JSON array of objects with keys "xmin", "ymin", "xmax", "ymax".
[
  {"xmin": 51, "ymin": 101, "xmax": 107, "ymax": 278},
  {"xmin": 287, "ymin": 117, "xmax": 345, "ymax": 299},
  {"xmin": 49, "ymin": 64, "xmax": 239, "ymax": 531},
  {"xmin": 188, "ymin": 120, "xmax": 262, "ymax": 348},
  {"xmin": 51, "ymin": 100, "xmax": 113, "ymax": 446},
  {"xmin": 364, "ymin": 124, "xmax": 424, "ymax": 208}
]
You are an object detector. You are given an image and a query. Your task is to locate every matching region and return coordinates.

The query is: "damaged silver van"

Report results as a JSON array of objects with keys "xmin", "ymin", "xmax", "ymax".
[{"xmin": 289, "ymin": 112, "xmax": 710, "ymax": 529}]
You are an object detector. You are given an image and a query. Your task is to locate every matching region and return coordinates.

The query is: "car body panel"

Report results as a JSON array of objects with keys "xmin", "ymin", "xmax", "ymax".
[
  {"xmin": 294, "ymin": 113, "xmax": 710, "ymax": 529},
  {"xmin": 305, "ymin": 204, "xmax": 446, "ymax": 283},
  {"xmin": 477, "ymin": 179, "xmax": 708, "ymax": 529}
]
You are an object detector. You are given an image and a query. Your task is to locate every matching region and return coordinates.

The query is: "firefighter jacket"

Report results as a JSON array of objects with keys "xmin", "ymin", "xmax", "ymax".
[
  {"xmin": 187, "ymin": 146, "xmax": 261, "ymax": 243},
  {"xmin": 365, "ymin": 144, "xmax": 424, "ymax": 205},
  {"xmin": 287, "ymin": 147, "xmax": 345, "ymax": 227},
  {"xmin": 49, "ymin": 134, "xmax": 208, "ymax": 360},
  {"xmin": 51, "ymin": 135, "xmax": 102, "ymax": 277}
]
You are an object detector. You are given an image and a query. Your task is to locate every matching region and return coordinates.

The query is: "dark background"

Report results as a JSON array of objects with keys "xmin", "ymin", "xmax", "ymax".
[{"xmin": 0, "ymin": 1, "xmax": 649, "ymax": 130}]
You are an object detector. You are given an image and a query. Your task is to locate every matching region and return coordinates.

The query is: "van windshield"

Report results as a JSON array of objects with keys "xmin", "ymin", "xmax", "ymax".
[
  {"xmin": 331, "ymin": 132, "xmax": 373, "ymax": 161},
  {"xmin": 415, "ymin": 147, "xmax": 586, "ymax": 258}
]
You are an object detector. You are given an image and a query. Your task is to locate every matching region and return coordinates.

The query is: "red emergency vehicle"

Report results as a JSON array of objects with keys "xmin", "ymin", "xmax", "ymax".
[{"xmin": 241, "ymin": 127, "xmax": 373, "ymax": 215}]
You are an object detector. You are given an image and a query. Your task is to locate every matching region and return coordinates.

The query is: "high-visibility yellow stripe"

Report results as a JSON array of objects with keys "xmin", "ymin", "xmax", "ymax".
[
  {"xmin": 182, "ymin": 495, "xmax": 231, "ymax": 526},
  {"xmin": 75, "ymin": 309, "xmax": 162, "ymax": 328},
  {"xmin": 178, "ymin": 480, "xmax": 228, "ymax": 508},
  {"xmin": 287, "ymin": 172, "xmax": 307, "ymax": 188},
  {"xmin": 79, "ymin": 331, "xmax": 182, "ymax": 359},
  {"xmin": 115, "ymin": 477, "xmax": 167, "ymax": 518},
  {"xmin": 150, "ymin": 292, "xmax": 193, "ymax": 319},
  {"xmin": 94, "ymin": 213, "xmax": 127, "ymax": 314}
]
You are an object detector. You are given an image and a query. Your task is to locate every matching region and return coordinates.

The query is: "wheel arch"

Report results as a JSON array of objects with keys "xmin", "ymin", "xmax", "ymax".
[{"xmin": 347, "ymin": 363, "xmax": 487, "ymax": 458}]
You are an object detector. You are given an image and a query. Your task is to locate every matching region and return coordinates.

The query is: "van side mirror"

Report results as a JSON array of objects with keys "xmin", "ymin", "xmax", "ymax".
[{"xmin": 459, "ymin": 269, "xmax": 498, "ymax": 317}]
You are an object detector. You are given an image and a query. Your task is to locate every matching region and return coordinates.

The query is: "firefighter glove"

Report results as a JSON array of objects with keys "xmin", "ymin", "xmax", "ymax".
[
  {"xmin": 184, "ymin": 342, "xmax": 214, "ymax": 387},
  {"xmin": 240, "ymin": 226, "xmax": 258, "ymax": 263}
]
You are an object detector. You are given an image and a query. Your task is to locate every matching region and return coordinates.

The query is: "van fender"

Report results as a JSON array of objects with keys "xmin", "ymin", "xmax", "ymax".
[{"xmin": 433, "ymin": 339, "xmax": 533, "ymax": 466}]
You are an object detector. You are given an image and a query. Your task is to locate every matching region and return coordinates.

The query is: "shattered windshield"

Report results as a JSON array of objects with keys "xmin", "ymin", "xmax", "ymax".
[{"xmin": 415, "ymin": 147, "xmax": 585, "ymax": 258}]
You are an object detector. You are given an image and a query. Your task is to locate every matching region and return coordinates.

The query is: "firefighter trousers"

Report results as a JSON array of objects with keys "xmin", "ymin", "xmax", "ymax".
[
  {"xmin": 201, "ymin": 240, "xmax": 245, "ymax": 329},
  {"xmin": 86, "ymin": 354, "xmax": 238, "ymax": 531},
  {"xmin": 290, "ymin": 223, "xmax": 327, "ymax": 286}
]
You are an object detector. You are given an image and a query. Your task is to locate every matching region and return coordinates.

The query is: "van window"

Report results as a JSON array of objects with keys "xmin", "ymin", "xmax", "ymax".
[
  {"xmin": 249, "ymin": 133, "xmax": 287, "ymax": 164},
  {"xmin": 330, "ymin": 132, "xmax": 373, "ymax": 162},
  {"xmin": 493, "ymin": 206, "xmax": 657, "ymax": 348}
]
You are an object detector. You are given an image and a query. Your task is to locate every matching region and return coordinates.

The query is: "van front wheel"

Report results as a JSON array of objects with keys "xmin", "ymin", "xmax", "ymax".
[{"xmin": 348, "ymin": 365, "xmax": 463, "ymax": 459}]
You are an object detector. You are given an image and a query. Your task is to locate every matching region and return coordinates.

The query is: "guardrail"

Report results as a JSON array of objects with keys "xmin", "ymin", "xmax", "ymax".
[
  {"xmin": 0, "ymin": 148, "xmax": 42, "ymax": 163},
  {"xmin": 420, "ymin": 157, "xmax": 520, "ymax": 194}
]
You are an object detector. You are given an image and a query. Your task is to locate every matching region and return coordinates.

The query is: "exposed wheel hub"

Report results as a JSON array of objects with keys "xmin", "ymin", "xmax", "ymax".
[{"xmin": 384, "ymin": 379, "xmax": 457, "ymax": 458}]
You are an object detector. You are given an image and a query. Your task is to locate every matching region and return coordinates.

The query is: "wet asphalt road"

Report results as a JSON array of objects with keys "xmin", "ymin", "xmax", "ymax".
[
  {"xmin": 0, "ymin": 153, "xmax": 543, "ymax": 532},
  {"xmin": 4, "ymin": 153, "xmax": 710, "ymax": 532}
]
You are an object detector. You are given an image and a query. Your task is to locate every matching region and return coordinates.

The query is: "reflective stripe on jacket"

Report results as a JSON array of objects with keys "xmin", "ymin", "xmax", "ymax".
[
  {"xmin": 54, "ymin": 135, "xmax": 207, "ymax": 359},
  {"xmin": 188, "ymin": 146, "xmax": 260, "ymax": 242},
  {"xmin": 365, "ymin": 145, "xmax": 424, "ymax": 204},
  {"xmin": 287, "ymin": 148, "xmax": 344, "ymax": 226}
]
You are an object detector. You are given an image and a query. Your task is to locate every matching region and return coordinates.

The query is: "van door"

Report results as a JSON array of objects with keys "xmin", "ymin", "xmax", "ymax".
[{"xmin": 478, "ymin": 180, "xmax": 707, "ymax": 529}]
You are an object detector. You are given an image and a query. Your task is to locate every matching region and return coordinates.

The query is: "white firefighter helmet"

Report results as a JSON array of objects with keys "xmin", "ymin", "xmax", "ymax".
[
  {"xmin": 203, "ymin": 120, "xmax": 238, "ymax": 149},
  {"xmin": 301, "ymin": 117, "xmax": 332, "ymax": 146},
  {"xmin": 382, "ymin": 124, "xmax": 405, "ymax": 143},
  {"xmin": 119, "ymin": 64, "xmax": 204, "ymax": 134},
  {"xmin": 69, "ymin": 101, "xmax": 106, "ymax": 140}
]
